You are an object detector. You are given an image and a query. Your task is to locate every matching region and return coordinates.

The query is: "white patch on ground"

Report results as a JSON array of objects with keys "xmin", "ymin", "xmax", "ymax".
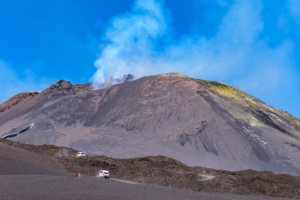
[
  {"xmin": 110, "ymin": 178, "xmax": 138, "ymax": 184},
  {"xmin": 242, "ymin": 127, "xmax": 267, "ymax": 145},
  {"xmin": 269, "ymin": 112, "xmax": 296, "ymax": 130},
  {"xmin": 29, "ymin": 123, "xmax": 34, "ymax": 129},
  {"xmin": 245, "ymin": 97, "xmax": 257, "ymax": 105},
  {"xmin": 198, "ymin": 174, "xmax": 216, "ymax": 181}
]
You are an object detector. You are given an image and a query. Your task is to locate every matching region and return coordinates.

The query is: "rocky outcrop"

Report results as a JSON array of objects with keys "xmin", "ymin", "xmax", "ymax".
[
  {"xmin": 43, "ymin": 80, "xmax": 75, "ymax": 94},
  {"xmin": 0, "ymin": 92, "xmax": 39, "ymax": 114},
  {"xmin": 73, "ymin": 83, "xmax": 93, "ymax": 94},
  {"xmin": 44, "ymin": 74, "xmax": 136, "ymax": 95},
  {"xmin": 0, "ymin": 75, "xmax": 136, "ymax": 114}
]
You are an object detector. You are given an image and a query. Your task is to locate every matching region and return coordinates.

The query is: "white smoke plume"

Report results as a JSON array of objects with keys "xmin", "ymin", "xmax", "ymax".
[
  {"xmin": 91, "ymin": 0, "xmax": 300, "ymax": 117},
  {"xmin": 91, "ymin": 0, "xmax": 169, "ymax": 88},
  {"xmin": 91, "ymin": 0, "xmax": 294, "ymax": 84}
]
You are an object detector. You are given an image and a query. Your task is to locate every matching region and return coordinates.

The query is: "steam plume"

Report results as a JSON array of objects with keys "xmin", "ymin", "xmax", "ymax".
[
  {"xmin": 91, "ymin": 0, "xmax": 169, "ymax": 88},
  {"xmin": 91, "ymin": 0, "xmax": 299, "ymax": 117}
]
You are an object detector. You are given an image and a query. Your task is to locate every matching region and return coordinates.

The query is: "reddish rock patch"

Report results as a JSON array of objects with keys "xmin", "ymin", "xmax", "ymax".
[{"xmin": 0, "ymin": 92, "xmax": 39, "ymax": 114}]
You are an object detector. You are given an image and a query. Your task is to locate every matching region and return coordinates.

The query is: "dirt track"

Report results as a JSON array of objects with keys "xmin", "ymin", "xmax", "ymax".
[{"xmin": 0, "ymin": 139, "xmax": 299, "ymax": 199}]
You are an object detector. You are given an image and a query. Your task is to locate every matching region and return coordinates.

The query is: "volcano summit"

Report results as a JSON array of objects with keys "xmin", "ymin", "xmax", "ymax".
[{"xmin": 0, "ymin": 73, "xmax": 300, "ymax": 176}]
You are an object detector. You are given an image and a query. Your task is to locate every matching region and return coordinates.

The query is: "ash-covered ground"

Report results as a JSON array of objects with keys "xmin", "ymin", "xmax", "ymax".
[
  {"xmin": 1, "ymin": 73, "xmax": 300, "ymax": 176},
  {"xmin": 1, "ymin": 139, "xmax": 299, "ymax": 200}
]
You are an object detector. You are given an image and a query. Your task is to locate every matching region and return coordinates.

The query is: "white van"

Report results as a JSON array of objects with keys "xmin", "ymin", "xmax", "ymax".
[
  {"xmin": 77, "ymin": 151, "xmax": 86, "ymax": 157},
  {"xmin": 99, "ymin": 170, "xmax": 109, "ymax": 179}
]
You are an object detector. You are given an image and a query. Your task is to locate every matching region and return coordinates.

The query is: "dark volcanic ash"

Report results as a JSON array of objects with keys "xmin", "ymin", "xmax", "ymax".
[{"xmin": 0, "ymin": 73, "xmax": 300, "ymax": 176}]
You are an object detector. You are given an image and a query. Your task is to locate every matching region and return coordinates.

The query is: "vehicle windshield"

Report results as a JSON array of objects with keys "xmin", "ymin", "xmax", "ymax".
[{"xmin": 104, "ymin": 172, "xmax": 109, "ymax": 174}]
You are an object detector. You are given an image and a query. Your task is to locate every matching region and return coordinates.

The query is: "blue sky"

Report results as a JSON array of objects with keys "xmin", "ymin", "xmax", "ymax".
[{"xmin": 0, "ymin": 0, "xmax": 300, "ymax": 119}]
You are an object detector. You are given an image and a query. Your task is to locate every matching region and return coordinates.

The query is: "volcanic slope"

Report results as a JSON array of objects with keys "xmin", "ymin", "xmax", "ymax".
[
  {"xmin": 0, "ymin": 73, "xmax": 300, "ymax": 175},
  {"xmin": 0, "ymin": 91, "xmax": 39, "ymax": 114}
]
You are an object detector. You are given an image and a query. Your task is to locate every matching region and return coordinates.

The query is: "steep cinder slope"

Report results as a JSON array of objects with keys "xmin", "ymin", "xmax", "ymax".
[{"xmin": 0, "ymin": 73, "xmax": 300, "ymax": 175}]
